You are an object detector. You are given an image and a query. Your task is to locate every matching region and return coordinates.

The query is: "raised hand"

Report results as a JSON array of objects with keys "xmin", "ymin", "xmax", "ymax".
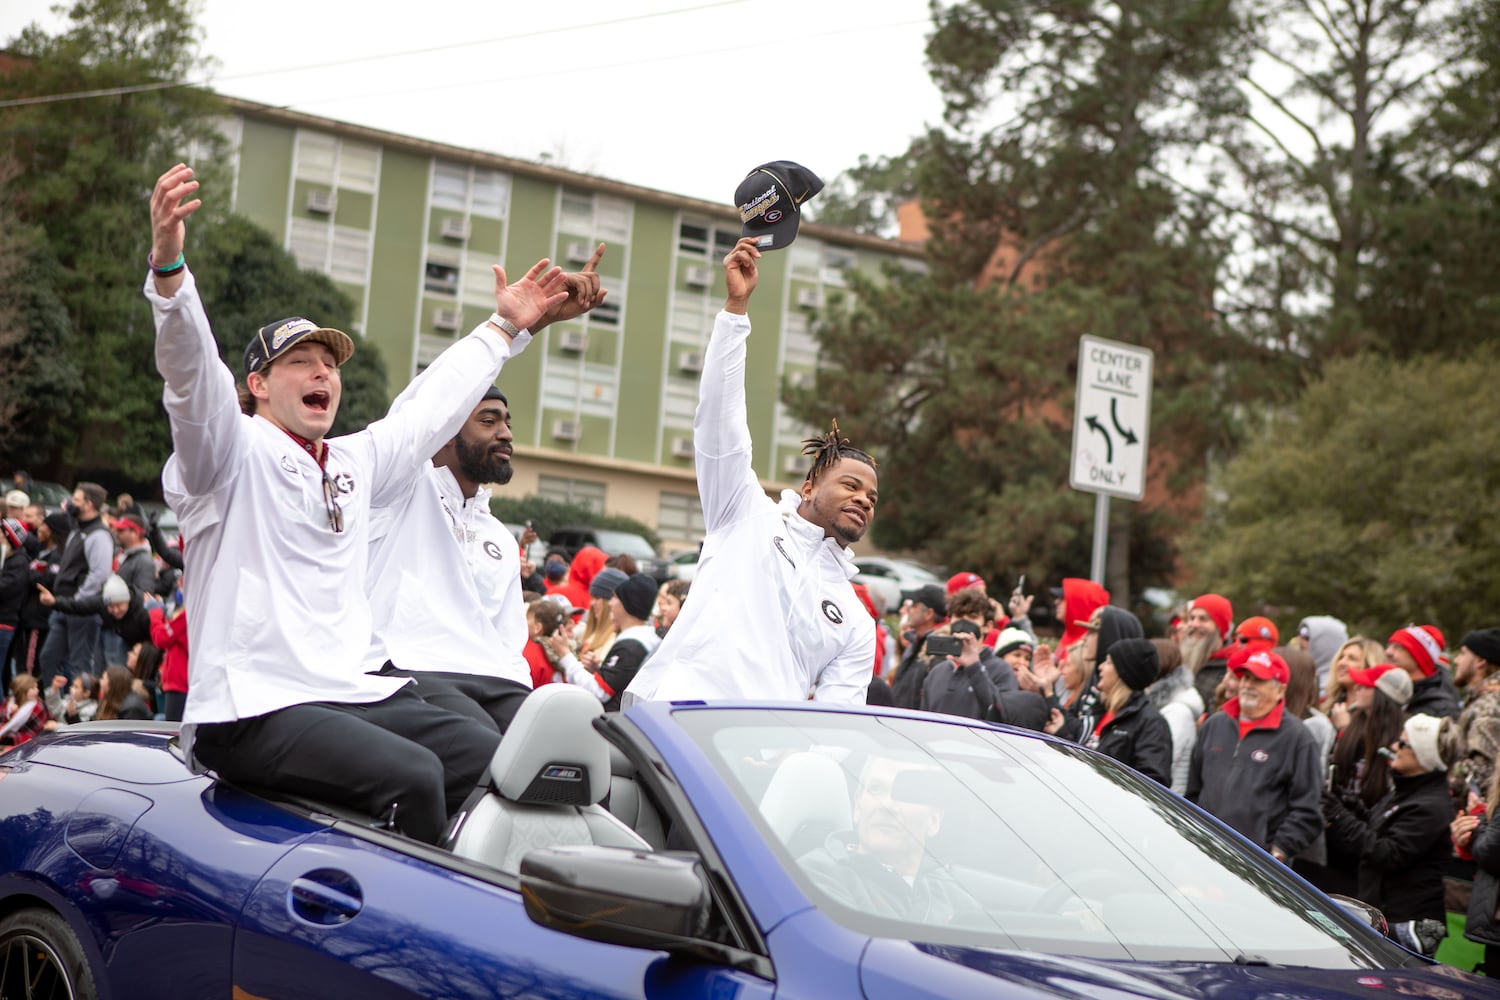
[
  {"xmin": 534, "ymin": 243, "xmax": 607, "ymax": 331},
  {"xmin": 723, "ymin": 237, "xmax": 761, "ymax": 313},
  {"xmin": 491, "ymin": 258, "xmax": 569, "ymax": 337},
  {"xmin": 149, "ymin": 164, "xmax": 202, "ymax": 295}
]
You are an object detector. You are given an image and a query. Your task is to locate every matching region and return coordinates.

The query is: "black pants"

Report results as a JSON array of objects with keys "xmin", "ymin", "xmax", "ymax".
[
  {"xmin": 162, "ymin": 689, "xmax": 187, "ymax": 723},
  {"xmin": 379, "ymin": 665, "xmax": 531, "ymax": 735},
  {"xmin": 192, "ymin": 686, "xmax": 501, "ymax": 844}
]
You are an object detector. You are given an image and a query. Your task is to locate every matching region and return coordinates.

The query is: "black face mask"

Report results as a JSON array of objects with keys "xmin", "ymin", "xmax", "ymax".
[{"xmin": 62, "ymin": 499, "xmax": 78, "ymax": 517}]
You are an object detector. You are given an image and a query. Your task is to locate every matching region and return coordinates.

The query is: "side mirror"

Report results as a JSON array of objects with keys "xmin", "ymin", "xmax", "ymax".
[
  {"xmin": 1328, "ymin": 893, "xmax": 1388, "ymax": 936},
  {"xmin": 520, "ymin": 845, "xmax": 710, "ymax": 950}
]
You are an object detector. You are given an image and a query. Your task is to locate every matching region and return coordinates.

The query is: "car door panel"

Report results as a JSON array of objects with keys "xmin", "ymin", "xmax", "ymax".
[{"xmin": 235, "ymin": 830, "xmax": 767, "ymax": 999}]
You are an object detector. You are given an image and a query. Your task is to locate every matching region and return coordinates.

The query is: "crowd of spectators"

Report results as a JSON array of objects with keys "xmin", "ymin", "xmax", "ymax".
[
  {"xmin": 2, "ymin": 477, "xmax": 182, "ymax": 733},
  {"xmin": 875, "ymin": 571, "xmax": 1500, "ymax": 965}
]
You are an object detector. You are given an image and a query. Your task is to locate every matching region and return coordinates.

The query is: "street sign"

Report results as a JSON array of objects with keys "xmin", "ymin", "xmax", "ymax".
[{"xmin": 1069, "ymin": 335, "xmax": 1153, "ymax": 502}]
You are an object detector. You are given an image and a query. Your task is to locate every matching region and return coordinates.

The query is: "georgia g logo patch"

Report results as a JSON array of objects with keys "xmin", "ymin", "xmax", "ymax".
[
  {"xmin": 483, "ymin": 541, "xmax": 505, "ymax": 560},
  {"xmin": 1250, "ymin": 749, "xmax": 1270, "ymax": 763},
  {"xmin": 821, "ymin": 600, "xmax": 844, "ymax": 625}
]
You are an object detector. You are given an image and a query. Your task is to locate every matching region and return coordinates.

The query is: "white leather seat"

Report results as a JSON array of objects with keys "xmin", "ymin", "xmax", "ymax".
[
  {"xmin": 449, "ymin": 685, "xmax": 648, "ymax": 873},
  {"xmin": 758, "ymin": 751, "xmax": 852, "ymax": 859}
]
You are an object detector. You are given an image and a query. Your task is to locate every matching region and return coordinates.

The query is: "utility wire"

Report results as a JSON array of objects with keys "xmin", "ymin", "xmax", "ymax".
[{"xmin": 0, "ymin": 0, "xmax": 754, "ymax": 110}]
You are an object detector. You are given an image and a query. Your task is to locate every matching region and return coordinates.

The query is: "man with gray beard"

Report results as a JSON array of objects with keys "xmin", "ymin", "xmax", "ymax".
[{"xmin": 1180, "ymin": 592, "xmax": 1234, "ymax": 713}]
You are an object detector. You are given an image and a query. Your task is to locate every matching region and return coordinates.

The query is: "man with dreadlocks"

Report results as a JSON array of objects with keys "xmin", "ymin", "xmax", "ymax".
[{"xmin": 625, "ymin": 237, "xmax": 877, "ymax": 705}]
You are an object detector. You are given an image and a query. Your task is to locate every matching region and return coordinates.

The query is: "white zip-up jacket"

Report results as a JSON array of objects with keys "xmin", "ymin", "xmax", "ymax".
[
  {"xmin": 365, "ymin": 464, "xmax": 530, "ymax": 685},
  {"xmin": 148, "ymin": 267, "xmax": 526, "ymax": 727},
  {"xmin": 625, "ymin": 311, "xmax": 873, "ymax": 705}
]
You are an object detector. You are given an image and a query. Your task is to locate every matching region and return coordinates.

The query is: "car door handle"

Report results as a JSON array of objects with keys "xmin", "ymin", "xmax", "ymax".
[{"xmin": 288, "ymin": 871, "xmax": 363, "ymax": 925}]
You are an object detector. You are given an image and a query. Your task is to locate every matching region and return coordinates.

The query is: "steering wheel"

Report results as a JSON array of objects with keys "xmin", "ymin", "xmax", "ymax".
[{"xmin": 1031, "ymin": 867, "xmax": 1134, "ymax": 913}]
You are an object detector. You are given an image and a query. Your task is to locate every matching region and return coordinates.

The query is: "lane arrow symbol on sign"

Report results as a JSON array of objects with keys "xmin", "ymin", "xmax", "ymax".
[
  {"xmin": 1110, "ymin": 397, "xmax": 1138, "ymax": 445},
  {"xmin": 1085, "ymin": 415, "xmax": 1114, "ymax": 463}
]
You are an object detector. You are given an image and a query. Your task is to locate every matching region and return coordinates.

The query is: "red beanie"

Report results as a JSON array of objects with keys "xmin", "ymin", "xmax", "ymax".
[
  {"xmin": 1189, "ymin": 593, "xmax": 1233, "ymax": 640},
  {"xmin": 1389, "ymin": 625, "xmax": 1445, "ymax": 677}
]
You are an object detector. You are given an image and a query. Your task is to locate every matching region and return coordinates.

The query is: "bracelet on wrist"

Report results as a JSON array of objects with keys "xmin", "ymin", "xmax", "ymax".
[
  {"xmin": 487, "ymin": 313, "xmax": 522, "ymax": 337},
  {"xmin": 148, "ymin": 251, "xmax": 186, "ymax": 276}
]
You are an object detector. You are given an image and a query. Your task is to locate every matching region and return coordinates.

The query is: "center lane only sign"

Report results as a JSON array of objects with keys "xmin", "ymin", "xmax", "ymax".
[{"xmin": 1069, "ymin": 335, "xmax": 1153, "ymax": 502}]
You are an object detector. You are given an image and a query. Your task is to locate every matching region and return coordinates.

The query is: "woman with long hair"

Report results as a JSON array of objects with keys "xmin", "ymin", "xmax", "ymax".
[
  {"xmin": 1282, "ymin": 646, "xmax": 1336, "ymax": 771},
  {"xmin": 1307, "ymin": 663, "xmax": 1410, "ymax": 896},
  {"xmin": 1322, "ymin": 636, "xmax": 1385, "ymax": 724},
  {"xmin": 96, "ymin": 665, "xmax": 153, "ymax": 722}
]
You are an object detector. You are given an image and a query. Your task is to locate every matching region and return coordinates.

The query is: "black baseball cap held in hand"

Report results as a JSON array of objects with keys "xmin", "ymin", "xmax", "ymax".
[
  {"xmin": 244, "ymin": 317, "xmax": 355, "ymax": 378},
  {"xmin": 734, "ymin": 161, "xmax": 823, "ymax": 250}
]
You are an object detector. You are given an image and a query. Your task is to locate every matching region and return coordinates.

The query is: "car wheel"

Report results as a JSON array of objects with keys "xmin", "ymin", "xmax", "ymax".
[{"xmin": 0, "ymin": 908, "xmax": 99, "ymax": 1000}]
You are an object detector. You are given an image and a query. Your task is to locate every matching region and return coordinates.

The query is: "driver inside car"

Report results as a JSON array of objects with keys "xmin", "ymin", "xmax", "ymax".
[{"xmin": 797, "ymin": 755, "xmax": 978, "ymax": 923}]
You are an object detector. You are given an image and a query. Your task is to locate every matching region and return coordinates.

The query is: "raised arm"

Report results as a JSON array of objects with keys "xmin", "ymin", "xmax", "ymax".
[
  {"xmin": 695, "ymin": 238, "xmax": 770, "ymax": 532},
  {"xmin": 386, "ymin": 246, "xmax": 607, "ymax": 420},
  {"xmin": 365, "ymin": 258, "xmax": 567, "ymax": 497},
  {"xmin": 144, "ymin": 165, "xmax": 245, "ymax": 498}
]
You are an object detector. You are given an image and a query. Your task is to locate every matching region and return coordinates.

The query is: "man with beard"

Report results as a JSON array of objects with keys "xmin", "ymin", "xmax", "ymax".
[
  {"xmin": 366, "ymin": 251, "xmax": 605, "ymax": 733},
  {"xmin": 625, "ymin": 238, "xmax": 876, "ymax": 705},
  {"xmin": 1179, "ymin": 592, "xmax": 1234, "ymax": 713},
  {"xmin": 1443, "ymin": 628, "xmax": 1500, "ymax": 803},
  {"xmin": 1188, "ymin": 649, "xmax": 1323, "ymax": 864}
]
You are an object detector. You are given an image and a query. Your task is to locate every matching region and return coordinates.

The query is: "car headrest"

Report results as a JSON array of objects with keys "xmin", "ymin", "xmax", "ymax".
[{"xmin": 489, "ymin": 685, "xmax": 610, "ymax": 807}]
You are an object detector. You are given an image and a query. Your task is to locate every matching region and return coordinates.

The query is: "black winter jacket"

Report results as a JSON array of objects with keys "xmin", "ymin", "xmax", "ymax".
[
  {"xmin": 1188, "ymin": 703, "xmax": 1324, "ymax": 857},
  {"xmin": 49, "ymin": 589, "xmax": 153, "ymax": 647},
  {"xmin": 1323, "ymin": 769, "xmax": 1452, "ymax": 923},
  {"xmin": 1056, "ymin": 607, "xmax": 1142, "ymax": 743},
  {"xmin": 1407, "ymin": 671, "xmax": 1462, "ymax": 721},
  {"xmin": 921, "ymin": 648, "xmax": 1016, "ymax": 720},
  {"xmin": 1466, "ymin": 815, "xmax": 1500, "ymax": 947},
  {"xmin": 0, "ymin": 548, "xmax": 28, "ymax": 629},
  {"xmin": 1092, "ymin": 691, "xmax": 1172, "ymax": 786}
]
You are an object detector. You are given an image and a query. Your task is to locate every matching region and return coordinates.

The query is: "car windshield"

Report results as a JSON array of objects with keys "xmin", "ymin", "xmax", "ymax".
[
  {"xmin": 593, "ymin": 530, "xmax": 657, "ymax": 560},
  {"xmin": 673, "ymin": 709, "xmax": 1399, "ymax": 969}
]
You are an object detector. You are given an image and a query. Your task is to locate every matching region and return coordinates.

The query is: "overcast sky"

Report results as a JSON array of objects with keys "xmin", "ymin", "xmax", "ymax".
[{"xmin": 1, "ymin": 0, "xmax": 948, "ymax": 207}]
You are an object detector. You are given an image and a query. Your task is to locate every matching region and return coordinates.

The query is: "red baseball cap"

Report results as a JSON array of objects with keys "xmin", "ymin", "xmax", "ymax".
[
  {"xmin": 946, "ymin": 571, "xmax": 985, "ymax": 596},
  {"xmin": 1230, "ymin": 649, "xmax": 1289, "ymax": 684}
]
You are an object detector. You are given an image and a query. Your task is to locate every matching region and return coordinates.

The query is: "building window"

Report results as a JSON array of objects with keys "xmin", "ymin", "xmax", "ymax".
[
  {"xmin": 537, "ymin": 475, "xmax": 606, "ymax": 515},
  {"xmin": 677, "ymin": 219, "xmax": 738, "ymax": 259},
  {"xmin": 658, "ymin": 492, "xmax": 705, "ymax": 539},
  {"xmin": 425, "ymin": 260, "xmax": 459, "ymax": 295}
]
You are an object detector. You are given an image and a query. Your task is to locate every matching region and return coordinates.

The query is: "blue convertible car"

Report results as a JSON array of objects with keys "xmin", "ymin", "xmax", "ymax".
[{"xmin": 0, "ymin": 687, "xmax": 1490, "ymax": 998}]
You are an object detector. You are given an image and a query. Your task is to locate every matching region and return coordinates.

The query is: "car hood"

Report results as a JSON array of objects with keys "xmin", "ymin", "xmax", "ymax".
[{"xmin": 860, "ymin": 939, "xmax": 1489, "ymax": 999}]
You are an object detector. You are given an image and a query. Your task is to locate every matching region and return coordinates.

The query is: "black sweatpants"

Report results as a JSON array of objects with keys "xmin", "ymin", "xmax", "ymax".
[
  {"xmin": 192, "ymin": 685, "xmax": 501, "ymax": 844},
  {"xmin": 379, "ymin": 665, "xmax": 531, "ymax": 735}
]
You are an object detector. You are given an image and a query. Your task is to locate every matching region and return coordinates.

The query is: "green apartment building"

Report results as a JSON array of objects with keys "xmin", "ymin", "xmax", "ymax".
[{"xmin": 211, "ymin": 98, "xmax": 920, "ymax": 550}]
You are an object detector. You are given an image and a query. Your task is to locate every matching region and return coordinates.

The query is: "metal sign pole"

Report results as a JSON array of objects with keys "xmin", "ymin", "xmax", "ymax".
[{"xmin": 1090, "ymin": 492, "xmax": 1109, "ymax": 585}]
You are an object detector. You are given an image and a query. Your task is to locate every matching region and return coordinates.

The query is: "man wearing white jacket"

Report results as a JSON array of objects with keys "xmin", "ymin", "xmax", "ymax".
[
  {"xmin": 145, "ymin": 163, "xmax": 565, "ymax": 844},
  {"xmin": 626, "ymin": 238, "xmax": 876, "ymax": 706},
  {"xmin": 365, "ymin": 246, "xmax": 606, "ymax": 732}
]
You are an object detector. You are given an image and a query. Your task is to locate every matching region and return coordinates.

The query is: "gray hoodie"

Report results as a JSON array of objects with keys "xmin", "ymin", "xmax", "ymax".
[{"xmin": 1298, "ymin": 615, "xmax": 1349, "ymax": 696}]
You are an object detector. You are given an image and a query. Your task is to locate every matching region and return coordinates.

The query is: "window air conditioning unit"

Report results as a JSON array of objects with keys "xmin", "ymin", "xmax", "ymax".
[
  {"xmin": 440, "ymin": 217, "xmax": 470, "ymax": 240},
  {"xmin": 432, "ymin": 308, "xmax": 462, "ymax": 332},
  {"xmin": 783, "ymin": 453, "xmax": 805, "ymax": 475},
  {"xmin": 684, "ymin": 265, "xmax": 711, "ymax": 288},
  {"xmin": 795, "ymin": 288, "xmax": 824, "ymax": 309},
  {"xmin": 551, "ymin": 419, "xmax": 581, "ymax": 441},
  {"xmin": 677, "ymin": 350, "xmax": 704, "ymax": 373},
  {"xmin": 565, "ymin": 241, "xmax": 591, "ymax": 263},
  {"xmin": 670, "ymin": 436, "xmax": 695, "ymax": 459},
  {"xmin": 305, "ymin": 189, "xmax": 336, "ymax": 214},
  {"xmin": 558, "ymin": 330, "xmax": 588, "ymax": 352}
]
